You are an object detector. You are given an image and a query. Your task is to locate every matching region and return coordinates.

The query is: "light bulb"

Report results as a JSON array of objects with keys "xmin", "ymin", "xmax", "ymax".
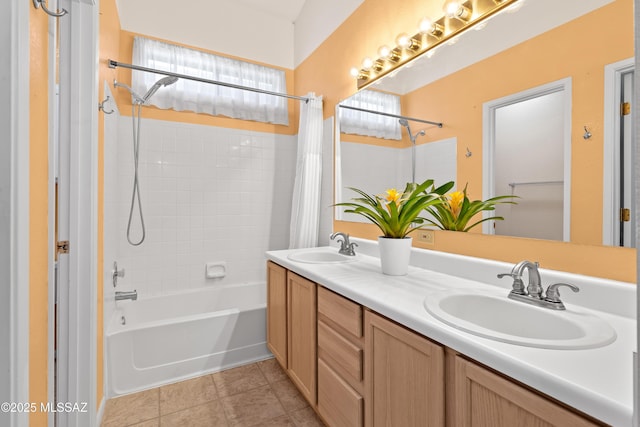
[
  {"xmin": 396, "ymin": 33, "xmax": 410, "ymax": 48},
  {"xmin": 444, "ymin": 1, "xmax": 461, "ymax": 17},
  {"xmin": 443, "ymin": 0, "xmax": 471, "ymax": 21},
  {"xmin": 361, "ymin": 57, "xmax": 374, "ymax": 70},
  {"xmin": 419, "ymin": 17, "xmax": 444, "ymax": 38},
  {"xmin": 378, "ymin": 45, "xmax": 391, "ymax": 58},
  {"xmin": 350, "ymin": 67, "xmax": 360, "ymax": 78},
  {"xmin": 419, "ymin": 17, "xmax": 435, "ymax": 33}
]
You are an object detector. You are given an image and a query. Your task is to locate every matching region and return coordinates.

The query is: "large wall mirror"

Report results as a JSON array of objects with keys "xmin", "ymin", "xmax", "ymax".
[{"xmin": 335, "ymin": 0, "xmax": 634, "ymax": 247}]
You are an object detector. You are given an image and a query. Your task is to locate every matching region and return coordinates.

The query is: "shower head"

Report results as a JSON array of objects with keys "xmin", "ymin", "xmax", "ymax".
[
  {"xmin": 141, "ymin": 75, "xmax": 179, "ymax": 103},
  {"xmin": 113, "ymin": 79, "xmax": 145, "ymax": 104},
  {"xmin": 399, "ymin": 118, "xmax": 426, "ymax": 144}
]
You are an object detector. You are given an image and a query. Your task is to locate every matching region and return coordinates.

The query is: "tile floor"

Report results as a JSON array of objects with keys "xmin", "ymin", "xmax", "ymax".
[{"xmin": 101, "ymin": 359, "xmax": 326, "ymax": 426}]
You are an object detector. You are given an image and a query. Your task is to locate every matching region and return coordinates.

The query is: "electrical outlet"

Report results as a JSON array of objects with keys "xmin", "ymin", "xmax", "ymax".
[{"xmin": 417, "ymin": 230, "xmax": 435, "ymax": 245}]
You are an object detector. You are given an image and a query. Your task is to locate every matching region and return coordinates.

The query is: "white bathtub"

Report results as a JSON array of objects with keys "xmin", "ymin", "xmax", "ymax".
[{"xmin": 106, "ymin": 282, "xmax": 270, "ymax": 396}]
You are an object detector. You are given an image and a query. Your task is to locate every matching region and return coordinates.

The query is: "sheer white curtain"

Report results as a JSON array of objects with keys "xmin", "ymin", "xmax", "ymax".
[
  {"xmin": 132, "ymin": 37, "xmax": 289, "ymax": 125},
  {"xmin": 289, "ymin": 94, "xmax": 324, "ymax": 249},
  {"xmin": 339, "ymin": 90, "xmax": 401, "ymax": 140}
]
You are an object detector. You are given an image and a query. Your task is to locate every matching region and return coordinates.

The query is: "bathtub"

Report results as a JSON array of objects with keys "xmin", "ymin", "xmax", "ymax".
[{"xmin": 106, "ymin": 282, "xmax": 271, "ymax": 396}]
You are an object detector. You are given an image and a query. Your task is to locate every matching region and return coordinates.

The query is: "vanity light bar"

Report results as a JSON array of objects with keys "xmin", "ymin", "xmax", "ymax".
[{"xmin": 354, "ymin": 0, "xmax": 520, "ymax": 90}]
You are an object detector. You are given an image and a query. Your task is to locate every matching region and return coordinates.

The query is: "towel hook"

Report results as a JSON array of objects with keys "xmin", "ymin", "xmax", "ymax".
[
  {"xmin": 583, "ymin": 126, "xmax": 592, "ymax": 140},
  {"xmin": 99, "ymin": 96, "xmax": 114, "ymax": 114},
  {"xmin": 32, "ymin": 0, "xmax": 68, "ymax": 17},
  {"xmin": 465, "ymin": 147, "xmax": 473, "ymax": 158}
]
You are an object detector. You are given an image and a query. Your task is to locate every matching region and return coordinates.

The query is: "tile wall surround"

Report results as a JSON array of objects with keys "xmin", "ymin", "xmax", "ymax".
[{"xmin": 104, "ymin": 113, "xmax": 297, "ymax": 301}]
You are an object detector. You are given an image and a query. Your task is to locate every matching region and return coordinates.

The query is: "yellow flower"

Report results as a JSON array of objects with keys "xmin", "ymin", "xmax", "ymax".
[
  {"xmin": 385, "ymin": 188, "xmax": 403, "ymax": 205},
  {"xmin": 447, "ymin": 190, "xmax": 464, "ymax": 218}
]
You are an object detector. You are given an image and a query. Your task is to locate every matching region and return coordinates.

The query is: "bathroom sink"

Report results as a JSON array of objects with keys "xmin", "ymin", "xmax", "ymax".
[
  {"xmin": 424, "ymin": 290, "xmax": 616, "ymax": 349},
  {"xmin": 287, "ymin": 249, "xmax": 357, "ymax": 264}
]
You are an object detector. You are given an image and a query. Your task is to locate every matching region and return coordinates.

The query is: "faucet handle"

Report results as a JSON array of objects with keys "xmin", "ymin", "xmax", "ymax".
[
  {"xmin": 497, "ymin": 272, "xmax": 526, "ymax": 295},
  {"xmin": 112, "ymin": 261, "xmax": 125, "ymax": 287},
  {"xmin": 544, "ymin": 283, "xmax": 579, "ymax": 304}
]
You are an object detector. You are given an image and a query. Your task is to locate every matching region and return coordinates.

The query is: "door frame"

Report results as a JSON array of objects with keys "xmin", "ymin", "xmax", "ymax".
[
  {"xmin": 603, "ymin": 57, "xmax": 634, "ymax": 246},
  {"xmin": 482, "ymin": 78, "xmax": 572, "ymax": 241},
  {"xmin": 56, "ymin": 0, "xmax": 100, "ymax": 425},
  {"xmin": 4, "ymin": 0, "xmax": 31, "ymax": 426}
]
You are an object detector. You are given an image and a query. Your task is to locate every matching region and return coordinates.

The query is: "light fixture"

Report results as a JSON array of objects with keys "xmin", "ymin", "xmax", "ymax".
[{"xmin": 351, "ymin": 0, "xmax": 520, "ymax": 89}]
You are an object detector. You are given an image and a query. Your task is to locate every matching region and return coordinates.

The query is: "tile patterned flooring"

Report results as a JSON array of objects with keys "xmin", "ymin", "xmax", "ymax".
[{"xmin": 101, "ymin": 359, "xmax": 326, "ymax": 426}]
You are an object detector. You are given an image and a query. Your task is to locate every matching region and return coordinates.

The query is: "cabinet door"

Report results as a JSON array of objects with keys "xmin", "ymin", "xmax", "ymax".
[
  {"xmin": 266, "ymin": 261, "xmax": 287, "ymax": 368},
  {"xmin": 453, "ymin": 355, "xmax": 602, "ymax": 427},
  {"xmin": 364, "ymin": 310, "xmax": 445, "ymax": 427},
  {"xmin": 318, "ymin": 358, "xmax": 364, "ymax": 427},
  {"xmin": 287, "ymin": 271, "xmax": 317, "ymax": 405}
]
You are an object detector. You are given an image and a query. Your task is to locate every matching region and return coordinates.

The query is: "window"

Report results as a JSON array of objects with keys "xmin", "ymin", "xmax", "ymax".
[
  {"xmin": 132, "ymin": 37, "xmax": 289, "ymax": 125},
  {"xmin": 339, "ymin": 90, "xmax": 401, "ymax": 140}
]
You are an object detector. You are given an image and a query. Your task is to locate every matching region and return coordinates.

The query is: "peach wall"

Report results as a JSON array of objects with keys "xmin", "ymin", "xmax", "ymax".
[
  {"xmin": 297, "ymin": 0, "xmax": 636, "ymax": 282},
  {"xmin": 29, "ymin": 5, "xmax": 49, "ymax": 427}
]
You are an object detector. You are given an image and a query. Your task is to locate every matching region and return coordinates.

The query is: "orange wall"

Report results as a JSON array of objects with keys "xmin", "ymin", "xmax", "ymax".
[
  {"xmin": 297, "ymin": 0, "xmax": 636, "ymax": 282},
  {"xmin": 29, "ymin": 5, "xmax": 49, "ymax": 427}
]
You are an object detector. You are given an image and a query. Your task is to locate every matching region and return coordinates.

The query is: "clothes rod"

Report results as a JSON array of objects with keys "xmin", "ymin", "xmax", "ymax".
[
  {"xmin": 338, "ymin": 104, "xmax": 443, "ymax": 127},
  {"xmin": 508, "ymin": 180, "xmax": 564, "ymax": 188},
  {"xmin": 108, "ymin": 59, "xmax": 310, "ymax": 103}
]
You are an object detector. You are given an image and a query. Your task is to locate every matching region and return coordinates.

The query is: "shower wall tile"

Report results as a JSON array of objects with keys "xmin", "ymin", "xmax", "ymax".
[{"xmin": 108, "ymin": 118, "xmax": 297, "ymax": 298}]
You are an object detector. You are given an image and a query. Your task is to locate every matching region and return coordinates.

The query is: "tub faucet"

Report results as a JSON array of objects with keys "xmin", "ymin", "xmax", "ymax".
[
  {"xmin": 115, "ymin": 290, "xmax": 137, "ymax": 301},
  {"xmin": 330, "ymin": 232, "xmax": 358, "ymax": 256}
]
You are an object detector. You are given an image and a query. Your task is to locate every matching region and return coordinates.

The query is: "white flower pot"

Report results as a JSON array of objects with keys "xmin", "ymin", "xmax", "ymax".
[{"xmin": 378, "ymin": 236, "xmax": 412, "ymax": 276}]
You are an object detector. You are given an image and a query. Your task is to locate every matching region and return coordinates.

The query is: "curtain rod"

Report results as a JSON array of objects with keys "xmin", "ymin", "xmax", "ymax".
[
  {"xmin": 338, "ymin": 104, "xmax": 443, "ymax": 127},
  {"xmin": 108, "ymin": 59, "xmax": 310, "ymax": 103}
]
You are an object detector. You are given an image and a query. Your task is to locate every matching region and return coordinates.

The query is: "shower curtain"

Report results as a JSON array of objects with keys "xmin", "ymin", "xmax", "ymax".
[{"xmin": 289, "ymin": 93, "xmax": 324, "ymax": 249}]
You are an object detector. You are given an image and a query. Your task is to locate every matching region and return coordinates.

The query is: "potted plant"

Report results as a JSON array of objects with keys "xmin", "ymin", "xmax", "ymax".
[
  {"xmin": 336, "ymin": 179, "xmax": 453, "ymax": 275},
  {"xmin": 423, "ymin": 184, "xmax": 517, "ymax": 232}
]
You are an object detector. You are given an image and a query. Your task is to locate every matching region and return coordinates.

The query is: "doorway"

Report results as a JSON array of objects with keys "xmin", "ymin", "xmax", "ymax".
[
  {"xmin": 483, "ymin": 78, "xmax": 572, "ymax": 241},
  {"xmin": 603, "ymin": 58, "xmax": 635, "ymax": 248}
]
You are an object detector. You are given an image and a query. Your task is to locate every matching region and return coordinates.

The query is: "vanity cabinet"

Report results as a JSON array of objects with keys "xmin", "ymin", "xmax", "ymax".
[
  {"xmin": 450, "ymin": 353, "xmax": 604, "ymax": 427},
  {"xmin": 317, "ymin": 286, "xmax": 365, "ymax": 427},
  {"xmin": 266, "ymin": 262, "xmax": 317, "ymax": 405},
  {"xmin": 266, "ymin": 261, "xmax": 287, "ymax": 368},
  {"xmin": 267, "ymin": 261, "xmax": 609, "ymax": 427},
  {"xmin": 364, "ymin": 310, "xmax": 445, "ymax": 427},
  {"xmin": 287, "ymin": 271, "xmax": 317, "ymax": 405}
]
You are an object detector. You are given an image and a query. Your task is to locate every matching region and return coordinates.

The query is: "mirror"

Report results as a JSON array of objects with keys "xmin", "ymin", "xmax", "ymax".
[{"xmin": 336, "ymin": 0, "xmax": 633, "ymax": 246}]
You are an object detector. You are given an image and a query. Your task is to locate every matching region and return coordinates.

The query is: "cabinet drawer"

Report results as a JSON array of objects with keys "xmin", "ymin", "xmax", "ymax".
[
  {"xmin": 318, "ymin": 320, "xmax": 363, "ymax": 387},
  {"xmin": 318, "ymin": 286, "xmax": 362, "ymax": 339},
  {"xmin": 318, "ymin": 358, "xmax": 364, "ymax": 427}
]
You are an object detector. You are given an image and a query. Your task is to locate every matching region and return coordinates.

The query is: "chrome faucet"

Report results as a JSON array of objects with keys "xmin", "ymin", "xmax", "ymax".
[
  {"xmin": 330, "ymin": 232, "xmax": 358, "ymax": 256},
  {"xmin": 498, "ymin": 261, "xmax": 579, "ymax": 310},
  {"xmin": 115, "ymin": 290, "xmax": 137, "ymax": 301}
]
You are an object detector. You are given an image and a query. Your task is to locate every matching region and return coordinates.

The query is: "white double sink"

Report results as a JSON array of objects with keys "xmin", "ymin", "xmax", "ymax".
[{"xmin": 287, "ymin": 248, "xmax": 617, "ymax": 350}]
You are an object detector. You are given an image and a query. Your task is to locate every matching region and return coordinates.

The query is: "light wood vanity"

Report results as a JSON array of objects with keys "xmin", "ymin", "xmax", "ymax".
[{"xmin": 266, "ymin": 259, "xmax": 609, "ymax": 427}]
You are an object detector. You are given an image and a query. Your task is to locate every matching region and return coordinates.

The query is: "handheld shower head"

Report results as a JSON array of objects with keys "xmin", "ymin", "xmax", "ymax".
[
  {"xmin": 141, "ymin": 75, "xmax": 179, "ymax": 103},
  {"xmin": 399, "ymin": 118, "xmax": 426, "ymax": 144},
  {"xmin": 114, "ymin": 79, "xmax": 145, "ymax": 104}
]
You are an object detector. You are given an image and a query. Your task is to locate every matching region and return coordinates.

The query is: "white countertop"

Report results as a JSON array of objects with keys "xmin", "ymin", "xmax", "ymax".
[{"xmin": 266, "ymin": 239, "xmax": 637, "ymax": 427}]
